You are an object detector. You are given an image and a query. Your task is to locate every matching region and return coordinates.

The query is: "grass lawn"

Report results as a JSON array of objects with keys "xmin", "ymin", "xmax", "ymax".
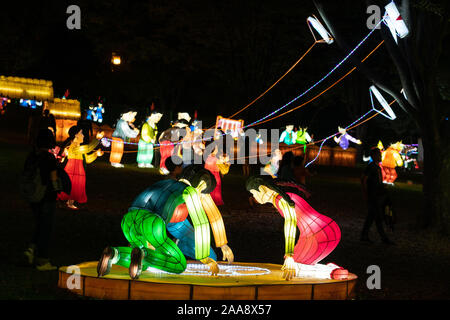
[{"xmin": 0, "ymin": 139, "xmax": 449, "ymax": 300}]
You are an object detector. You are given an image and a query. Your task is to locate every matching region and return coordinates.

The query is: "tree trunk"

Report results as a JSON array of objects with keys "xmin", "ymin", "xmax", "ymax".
[{"xmin": 314, "ymin": 0, "xmax": 450, "ymax": 234}]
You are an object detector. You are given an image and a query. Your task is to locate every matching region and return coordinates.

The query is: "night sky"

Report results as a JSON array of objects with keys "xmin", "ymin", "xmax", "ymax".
[{"xmin": 1, "ymin": 0, "xmax": 438, "ymax": 144}]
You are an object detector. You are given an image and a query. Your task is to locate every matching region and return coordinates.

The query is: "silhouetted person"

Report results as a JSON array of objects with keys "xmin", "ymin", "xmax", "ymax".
[
  {"xmin": 39, "ymin": 109, "xmax": 56, "ymax": 136},
  {"xmin": 293, "ymin": 155, "xmax": 311, "ymax": 186},
  {"xmin": 23, "ymin": 129, "xmax": 63, "ymax": 270},
  {"xmin": 360, "ymin": 148, "xmax": 394, "ymax": 245},
  {"xmin": 77, "ymin": 111, "xmax": 93, "ymax": 145},
  {"xmin": 278, "ymin": 151, "xmax": 295, "ymax": 181}
]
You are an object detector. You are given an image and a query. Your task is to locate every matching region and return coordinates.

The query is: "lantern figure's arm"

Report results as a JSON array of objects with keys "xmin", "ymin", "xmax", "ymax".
[
  {"xmin": 305, "ymin": 132, "xmax": 312, "ymax": 142},
  {"xmin": 275, "ymin": 197, "xmax": 298, "ymax": 281},
  {"xmin": 72, "ymin": 138, "xmax": 99, "ymax": 156},
  {"xmin": 200, "ymin": 193, "xmax": 228, "ymax": 247},
  {"xmin": 200, "ymin": 193, "xmax": 234, "ymax": 263},
  {"xmin": 277, "ymin": 198, "xmax": 297, "ymax": 256},
  {"xmin": 140, "ymin": 123, "xmax": 152, "ymax": 143},
  {"xmin": 182, "ymin": 187, "xmax": 212, "ymax": 261},
  {"xmin": 279, "ymin": 131, "xmax": 287, "ymax": 143},
  {"xmin": 333, "ymin": 135, "xmax": 341, "ymax": 144},
  {"xmin": 84, "ymin": 151, "xmax": 99, "ymax": 164},
  {"xmin": 217, "ymin": 162, "xmax": 230, "ymax": 175},
  {"xmin": 394, "ymin": 152, "xmax": 403, "ymax": 167},
  {"xmin": 346, "ymin": 134, "xmax": 361, "ymax": 144}
]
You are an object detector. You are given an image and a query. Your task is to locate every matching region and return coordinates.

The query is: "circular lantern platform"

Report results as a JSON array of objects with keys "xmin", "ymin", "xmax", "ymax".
[{"xmin": 58, "ymin": 261, "xmax": 357, "ymax": 300}]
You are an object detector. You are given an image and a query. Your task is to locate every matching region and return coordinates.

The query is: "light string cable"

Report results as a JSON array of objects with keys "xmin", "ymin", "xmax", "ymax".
[
  {"xmin": 250, "ymin": 40, "xmax": 385, "ymax": 126},
  {"xmin": 103, "ymin": 18, "xmax": 385, "ymax": 152},
  {"xmin": 227, "ymin": 42, "xmax": 318, "ymax": 120},
  {"xmin": 243, "ymin": 16, "xmax": 386, "ymax": 129},
  {"xmin": 304, "ymin": 99, "xmax": 396, "ymax": 168}
]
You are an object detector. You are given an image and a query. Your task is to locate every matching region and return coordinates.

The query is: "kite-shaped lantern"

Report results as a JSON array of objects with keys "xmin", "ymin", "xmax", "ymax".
[
  {"xmin": 307, "ymin": 15, "xmax": 333, "ymax": 44},
  {"xmin": 369, "ymin": 85, "xmax": 397, "ymax": 120},
  {"xmin": 384, "ymin": 1, "xmax": 409, "ymax": 44}
]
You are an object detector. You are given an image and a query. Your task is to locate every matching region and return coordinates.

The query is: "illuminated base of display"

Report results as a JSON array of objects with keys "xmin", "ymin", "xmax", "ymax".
[{"xmin": 58, "ymin": 261, "xmax": 357, "ymax": 300}]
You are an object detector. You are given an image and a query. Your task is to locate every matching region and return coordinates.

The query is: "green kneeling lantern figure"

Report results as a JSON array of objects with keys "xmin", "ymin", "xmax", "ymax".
[{"xmin": 97, "ymin": 165, "xmax": 234, "ymax": 279}]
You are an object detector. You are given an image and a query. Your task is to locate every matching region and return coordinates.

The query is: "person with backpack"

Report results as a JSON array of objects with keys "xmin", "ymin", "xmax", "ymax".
[{"xmin": 21, "ymin": 129, "xmax": 63, "ymax": 271}]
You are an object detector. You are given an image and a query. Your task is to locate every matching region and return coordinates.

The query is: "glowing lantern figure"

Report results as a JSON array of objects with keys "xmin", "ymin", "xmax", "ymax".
[
  {"xmin": 137, "ymin": 111, "xmax": 163, "ymax": 168},
  {"xmin": 86, "ymin": 103, "xmax": 96, "ymax": 121},
  {"xmin": 246, "ymin": 176, "xmax": 348, "ymax": 280},
  {"xmin": 94, "ymin": 102, "xmax": 105, "ymax": 123},
  {"xmin": 112, "ymin": 54, "xmax": 121, "ymax": 65},
  {"xmin": 381, "ymin": 141, "xmax": 404, "ymax": 184},
  {"xmin": 215, "ymin": 116, "xmax": 244, "ymax": 140},
  {"xmin": 205, "ymin": 144, "xmax": 231, "ymax": 206},
  {"xmin": 307, "ymin": 15, "xmax": 333, "ymax": 44},
  {"xmin": 97, "ymin": 167, "xmax": 233, "ymax": 279},
  {"xmin": 263, "ymin": 149, "xmax": 282, "ymax": 178},
  {"xmin": 110, "ymin": 111, "xmax": 139, "ymax": 168},
  {"xmin": 158, "ymin": 115, "xmax": 190, "ymax": 175},
  {"xmin": 279, "ymin": 125, "xmax": 296, "ymax": 145},
  {"xmin": 384, "ymin": 1, "xmax": 409, "ymax": 44},
  {"xmin": 295, "ymin": 127, "xmax": 312, "ymax": 153},
  {"xmin": 333, "ymin": 126, "xmax": 362, "ymax": 150},
  {"xmin": 58, "ymin": 127, "xmax": 104, "ymax": 209}
]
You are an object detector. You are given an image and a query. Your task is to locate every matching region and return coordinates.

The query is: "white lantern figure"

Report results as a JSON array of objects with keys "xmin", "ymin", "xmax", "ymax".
[
  {"xmin": 384, "ymin": 1, "xmax": 409, "ymax": 44},
  {"xmin": 307, "ymin": 15, "xmax": 334, "ymax": 44},
  {"xmin": 369, "ymin": 85, "xmax": 397, "ymax": 120}
]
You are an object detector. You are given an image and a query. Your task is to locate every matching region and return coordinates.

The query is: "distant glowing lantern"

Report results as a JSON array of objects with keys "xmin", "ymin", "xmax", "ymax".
[
  {"xmin": 384, "ymin": 1, "xmax": 409, "ymax": 44},
  {"xmin": 215, "ymin": 116, "xmax": 244, "ymax": 140},
  {"xmin": 307, "ymin": 15, "xmax": 333, "ymax": 44},
  {"xmin": 369, "ymin": 85, "xmax": 397, "ymax": 120},
  {"xmin": 111, "ymin": 54, "xmax": 121, "ymax": 65}
]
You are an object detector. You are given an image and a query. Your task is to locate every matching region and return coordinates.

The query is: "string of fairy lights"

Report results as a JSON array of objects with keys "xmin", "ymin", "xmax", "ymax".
[{"xmin": 103, "ymin": 15, "xmax": 387, "ymax": 153}]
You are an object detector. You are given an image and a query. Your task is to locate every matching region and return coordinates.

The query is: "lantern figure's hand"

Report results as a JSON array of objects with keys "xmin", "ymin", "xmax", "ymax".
[
  {"xmin": 97, "ymin": 149, "xmax": 104, "ymax": 157},
  {"xmin": 200, "ymin": 257, "xmax": 219, "ymax": 276},
  {"xmin": 96, "ymin": 131, "xmax": 105, "ymax": 140},
  {"xmin": 281, "ymin": 255, "xmax": 297, "ymax": 281},
  {"xmin": 220, "ymin": 245, "xmax": 234, "ymax": 264}
]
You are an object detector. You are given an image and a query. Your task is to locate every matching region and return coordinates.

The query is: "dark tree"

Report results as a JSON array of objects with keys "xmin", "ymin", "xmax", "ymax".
[{"xmin": 314, "ymin": 0, "xmax": 450, "ymax": 233}]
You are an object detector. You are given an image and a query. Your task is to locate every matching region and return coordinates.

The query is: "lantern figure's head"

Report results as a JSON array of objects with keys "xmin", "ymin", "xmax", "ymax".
[
  {"xmin": 68, "ymin": 125, "xmax": 83, "ymax": 144},
  {"xmin": 390, "ymin": 141, "xmax": 403, "ymax": 152},
  {"xmin": 149, "ymin": 111, "xmax": 163, "ymax": 124},
  {"xmin": 179, "ymin": 165, "xmax": 217, "ymax": 194},
  {"xmin": 338, "ymin": 126, "xmax": 346, "ymax": 135},
  {"xmin": 178, "ymin": 112, "xmax": 191, "ymax": 123},
  {"xmin": 286, "ymin": 125, "xmax": 294, "ymax": 132},
  {"xmin": 122, "ymin": 111, "xmax": 137, "ymax": 123},
  {"xmin": 246, "ymin": 176, "xmax": 295, "ymax": 207}
]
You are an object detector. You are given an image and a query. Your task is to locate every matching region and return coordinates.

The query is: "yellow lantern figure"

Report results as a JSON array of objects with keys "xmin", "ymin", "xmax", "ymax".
[
  {"xmin": 178, "ymin": 166, "xmax": 234, "ymax": 264},
  {"xmin": 381, "ymin": 141, "xmax": 404, "ymax": 184}
]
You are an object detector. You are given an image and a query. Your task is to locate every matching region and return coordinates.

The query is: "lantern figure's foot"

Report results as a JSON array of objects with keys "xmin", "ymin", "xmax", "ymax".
[
  {"xmin": 129, "ymin": 248, "xmax": 144, "ymax": 280},
  {"xmin": 97, "ymin": 246, "xmax": 116, "ymax": 277},
  {"xmin": 111, "ymin": 163, "xmax": 124, "ymax": 168}
]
